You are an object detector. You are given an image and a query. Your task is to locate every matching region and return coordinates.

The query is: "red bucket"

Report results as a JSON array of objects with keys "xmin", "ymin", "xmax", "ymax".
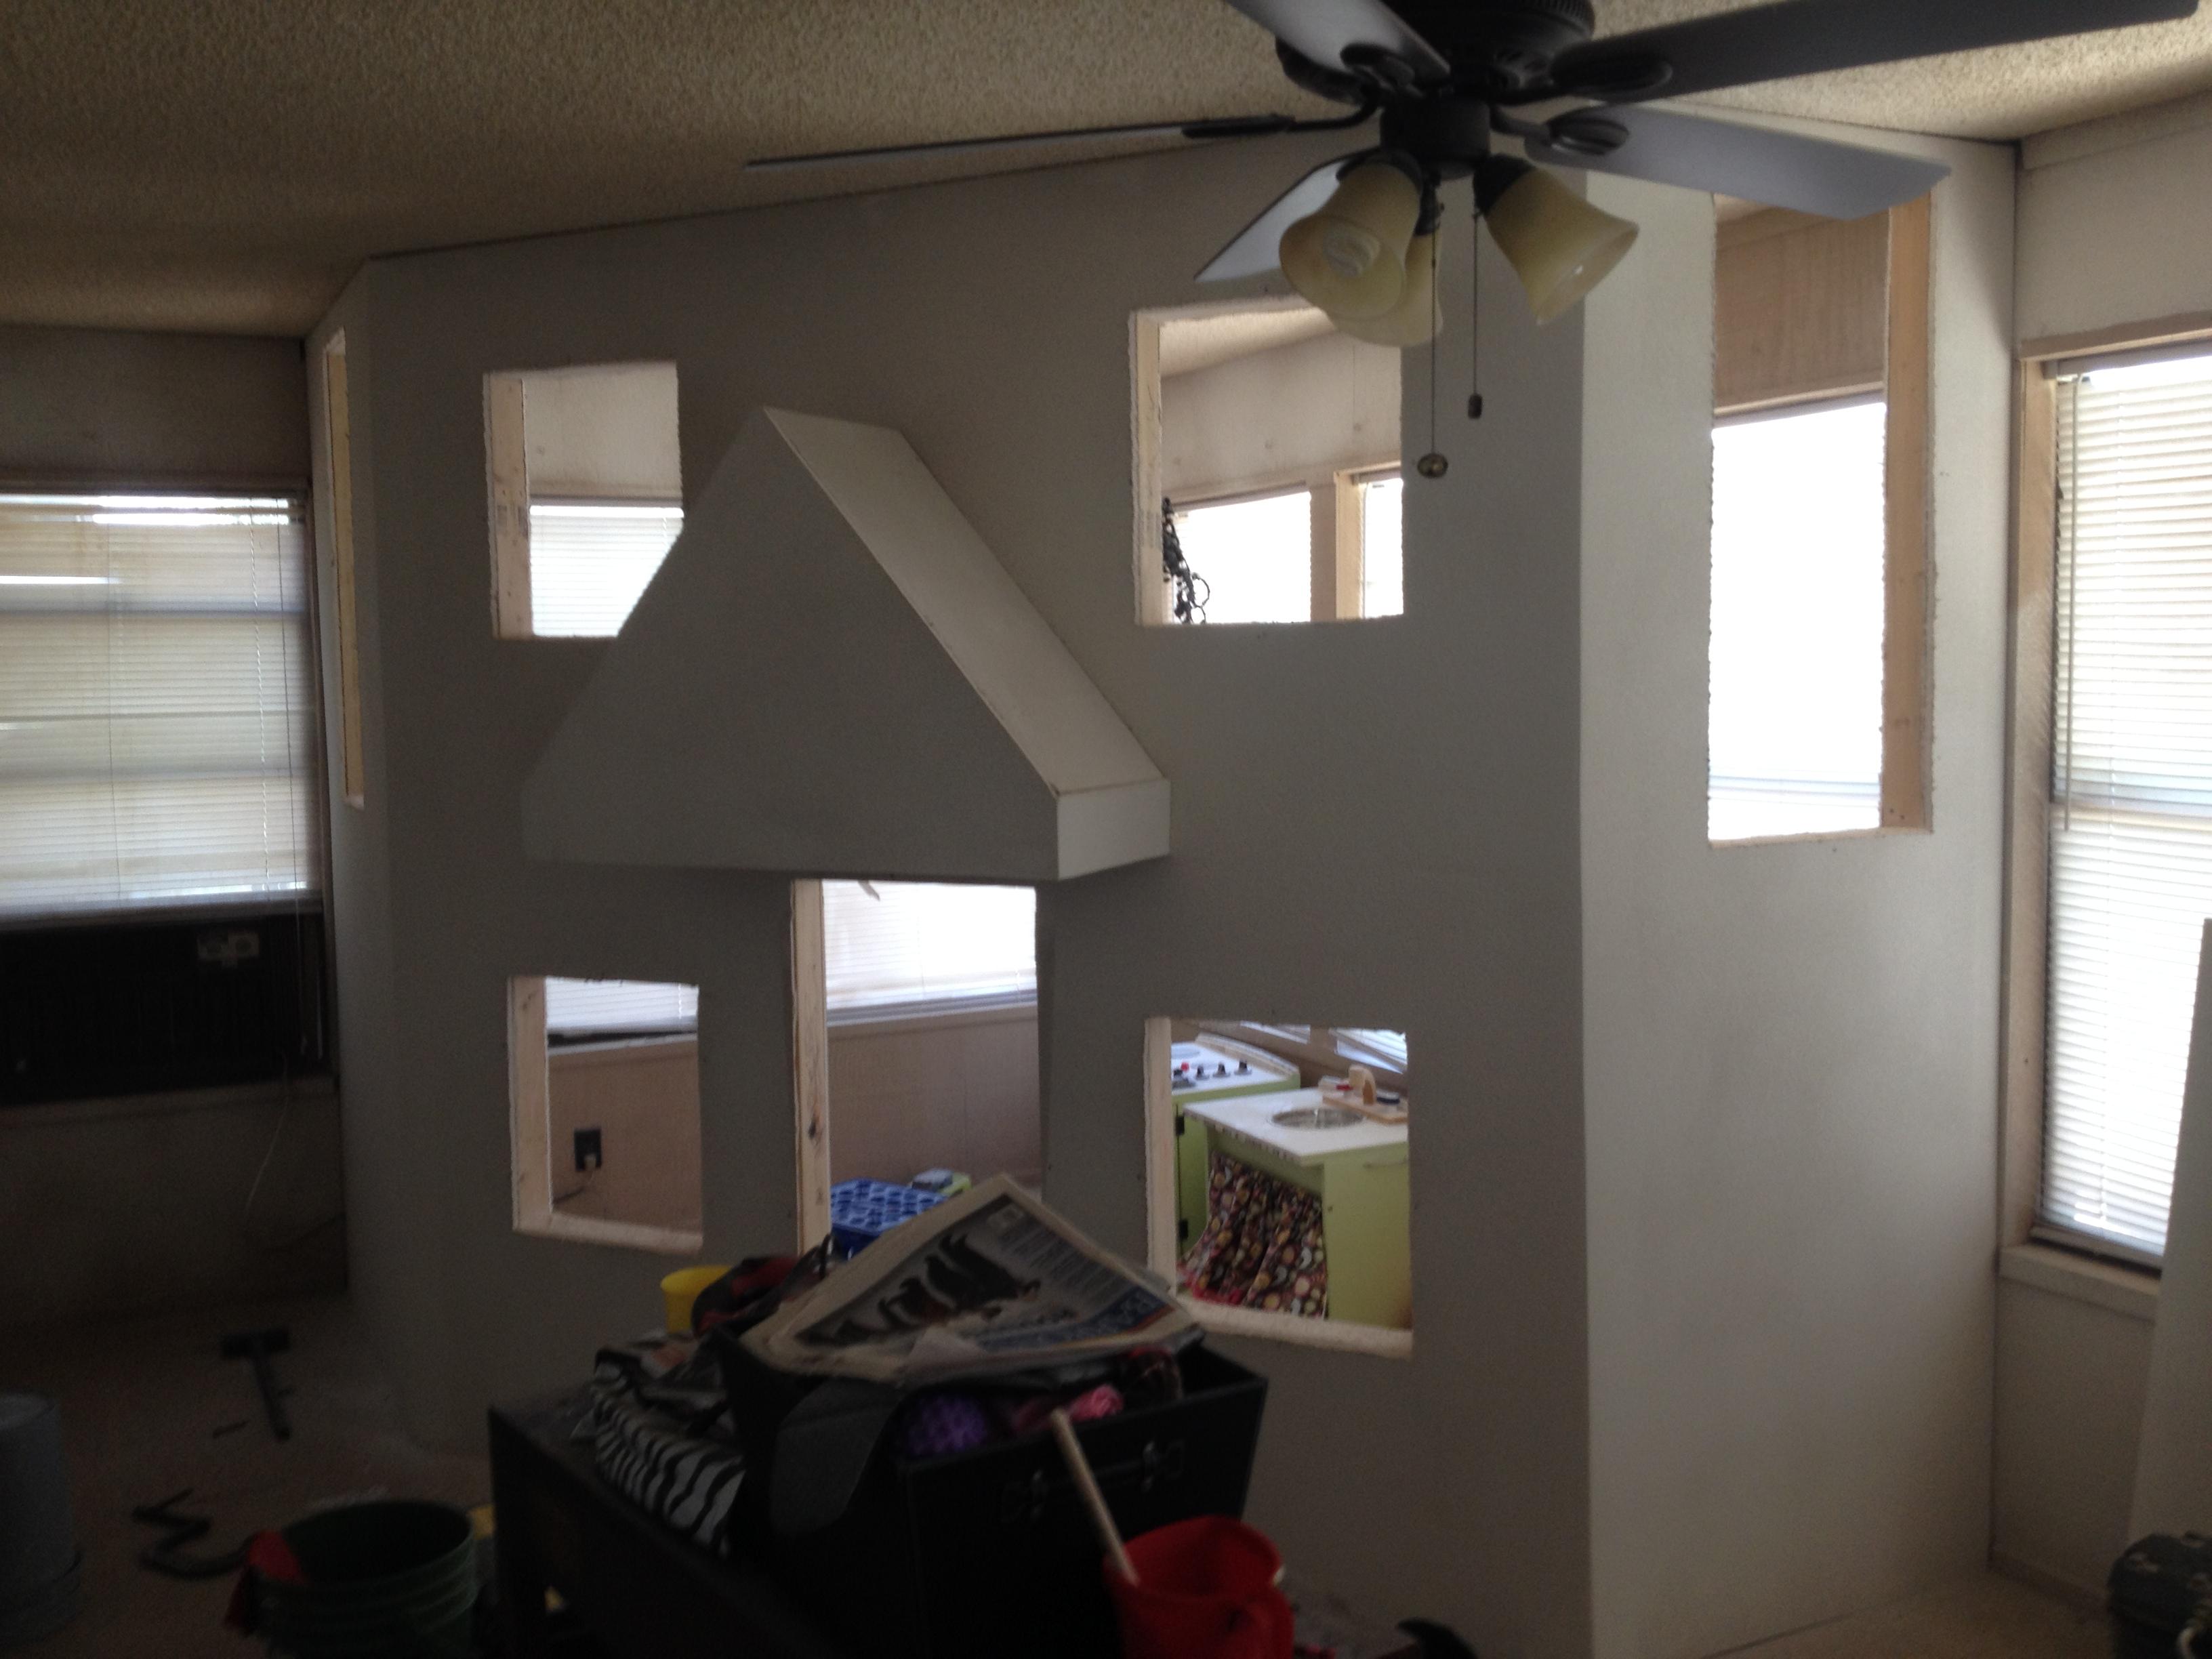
[{"xmin": 1104, "ymin": 1516, "xmax": 1294, "ymax": 1659}]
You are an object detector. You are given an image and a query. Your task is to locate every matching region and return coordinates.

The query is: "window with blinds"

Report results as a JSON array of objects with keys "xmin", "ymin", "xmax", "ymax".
[
  {"xmin": 2043, "ymin": 347, "xmax": 2212, "ymax": 1261},
  {"xmin": 1708, "ymin": 398, "xmax": 1888, "ymax": 842},
  {"xmin": 527, "ymin": 503, "xmax": 683, "ymax": 637},
  {"xmin": 822, "ymin": 880, "xmax": 1036, "ymax": 1019},
  {"xmin": 1359, "ymin": 473, "xmax": 1404, "ymax": 619},
  {"xmin": 0, "ymin": 493, "xmax": 319, "ymax": 920},
  {"xmin": 544, "ymin": 976, "xmax": 698, "ymax": 1042}
]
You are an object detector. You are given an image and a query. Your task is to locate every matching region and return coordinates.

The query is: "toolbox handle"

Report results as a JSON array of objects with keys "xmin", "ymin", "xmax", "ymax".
[{"xmin": 1000, "ymin": 1438, "xmax": 1187, "ymax": 1528}]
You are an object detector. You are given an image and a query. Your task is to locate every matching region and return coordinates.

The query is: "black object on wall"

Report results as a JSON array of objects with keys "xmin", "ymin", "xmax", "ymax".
[{"xmin": 0, "ymin": 910, "xmax": 330, "ymax": 1107}]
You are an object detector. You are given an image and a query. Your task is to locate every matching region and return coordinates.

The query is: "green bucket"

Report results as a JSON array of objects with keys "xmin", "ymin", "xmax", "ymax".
[{"xmin": 257, "ymin": 1500, "xmax": 476, "ymax": 1658}]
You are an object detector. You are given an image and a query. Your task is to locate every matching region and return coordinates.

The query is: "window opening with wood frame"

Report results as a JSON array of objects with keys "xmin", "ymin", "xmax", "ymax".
[
  {"xmin": 1141, "ymin": 1017, "xmax": 1411, "ymax": 1357},
  {"xmin": 2015, "ymin": 342, "xmax": 2212, "ymax": 1265},
  {"xmin": 789, "ymin": 880, "xmax": 1041, "ymax": 1261},
  {"xmin": 1707, "ymin": 197, "xmax": 1931, "ymax": 843},
  {"xmin": 1134, "ymin": 300, "xmax": 1403, "ymax": 626},
  {"xmin": 510, "ymin": 974, "xmax": 702, "ymax": 1254},
  {"xmin": 484, "ymin": 362, "xmax": 682, "ymax": 639}
]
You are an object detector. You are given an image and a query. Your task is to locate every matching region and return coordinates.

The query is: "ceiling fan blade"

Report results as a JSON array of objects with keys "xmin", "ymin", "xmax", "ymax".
[
  {"xmin": 1528, "ymin": 106, "xmax": 1949, "ymax": 221},
  {"xmin": 747, "ymin": 114, "xmax": 1300, "ymax": 172},
  {"xmin": 1218, "ymin": 0, "xmax": 1450, "ymax": 81},
  {"xmin": 1196, "ymin": 157, "xmax": 1360, "ymax": 283},
  {"xmin": 1544, "ymin": 0, "xmax": 2196, "ymax": 105}
]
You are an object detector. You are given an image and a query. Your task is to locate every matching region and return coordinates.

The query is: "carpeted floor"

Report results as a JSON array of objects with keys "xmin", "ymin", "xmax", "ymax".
[
  {"xmin": 1725, "ymin": 1572, "xmax": 2110, "ymax": 1658},
  {"xmin": 1, "ymin": 1292, "xmax": 2116, "ymax": 1659},
  {"xmin": 0, "ymin": 1293, "xmax": 487, "ymax": 1659}
]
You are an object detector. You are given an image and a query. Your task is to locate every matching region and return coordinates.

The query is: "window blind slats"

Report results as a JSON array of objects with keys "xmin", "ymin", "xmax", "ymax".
[
  {"xmin": 527, "ymin": 503, "xmax": 682, "ymax": 637},
  {"xmin": 0, "ymin": 495, "xmax": 316, "ymax": 919},
  {"xmin": 1360, "ymin": 476, "xmax": 1404, "ymax": 619},
  {"xmin": 822, "ymin": 881, "xmax": 1035, "ymax": 1016},
  {"xmin": 544, "ymin": 977, "xmax": 698, "ymax": 1038},
  {"xmin": 2045, "ymin": 352, "xmax": 2212, "ymax": 1258}
]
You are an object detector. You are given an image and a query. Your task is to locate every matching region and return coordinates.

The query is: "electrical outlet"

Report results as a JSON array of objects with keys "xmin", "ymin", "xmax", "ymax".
[{"xmin": 573, "ymin": 1127, "xmax": 602, "ymax": 1173}]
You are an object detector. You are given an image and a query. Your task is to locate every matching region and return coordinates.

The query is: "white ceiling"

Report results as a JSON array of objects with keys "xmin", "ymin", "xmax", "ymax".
[{"xmin": 3, "ymin": 0, "xmax": 2207, "ymax": 336}]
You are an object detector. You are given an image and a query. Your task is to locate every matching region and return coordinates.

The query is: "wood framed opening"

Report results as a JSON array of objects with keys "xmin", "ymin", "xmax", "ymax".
[
  {"xmin": 1133, "ymin": 299, "xmax": 1403, "ymax": 627},
  {"xmin": 509, "ymin": 974, "xmax": 703, "ymax": 1254},
  {"xmin": 484, "ymin": 362, "xmax": 682, "ymax": 640},
  {"xmin": 320, "ymin": 333, "xmax": 364, "ymax": 809},
  {"xmin": 1141, "ymin": 1016, "xmax": 1412, "ymax": 1358},
  {"xmin": 790, "ymin": 878, "xmax": 1042, "ymax": 1257},
  {"xmin": 1706, "ymin": 195, "xmax": 1932, "ymax": 844},
  {"xmin": 1999, "ymin": 320, "xmax": 2212, "ymax": 1260}
]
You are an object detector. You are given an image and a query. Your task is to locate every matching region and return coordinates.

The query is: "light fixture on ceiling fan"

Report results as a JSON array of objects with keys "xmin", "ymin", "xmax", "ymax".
[{"xmin": 753, "ymin": 0, "xmax": 2194, "ymax": 397}]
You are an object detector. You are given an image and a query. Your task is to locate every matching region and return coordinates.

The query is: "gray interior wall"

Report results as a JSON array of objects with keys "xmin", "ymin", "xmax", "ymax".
[
  {"xmin": 0, "ymin": 323, "xmax": 340, "ymax": 1329},
  {"xmin": 827, "ymin": 1009, "xmax": 1042, "ymax": 1189},
  {"xmin": 1580, "ymin": 131, "xmax": 2016, "ymax": 1659},
  {"xmin": 0, "ymin": 323, "xmax": 306, "ymax": 486},
  {"xmin": 0, "ymin": 1084, "xmax": 344, "ymax": 1330},
  {"xmin": 2018, "ymin": 96, "xmax": 2212, "ymax": 344},
  {"xmin": 1992, "ymin": 1264, "xmax": 2156, "ymax": 1594},
  {"xmin": 1160, "ymin": 328, "xmax": 1399, "ymax": 497},
  {"xmin": 321, "ymin": 136, "xmax": 1593, "ymax": 1653}
]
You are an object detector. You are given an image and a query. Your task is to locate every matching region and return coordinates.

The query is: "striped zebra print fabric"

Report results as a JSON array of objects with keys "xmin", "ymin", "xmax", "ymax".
[{"xmin": 588, "ymin": 1335, "xmax": 745, "ymax": 1555}]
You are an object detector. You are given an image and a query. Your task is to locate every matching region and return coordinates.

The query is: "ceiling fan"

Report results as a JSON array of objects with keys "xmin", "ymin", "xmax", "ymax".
[{"xmin": 754, "ymin": 0, "xmax": 2193, "ymax": 359}]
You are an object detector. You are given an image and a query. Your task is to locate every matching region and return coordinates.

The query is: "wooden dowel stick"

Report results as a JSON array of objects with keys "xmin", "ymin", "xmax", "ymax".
[{"xmin": 1050, "ymin": 1408, "xmax": 1137, "ymax": 1584}]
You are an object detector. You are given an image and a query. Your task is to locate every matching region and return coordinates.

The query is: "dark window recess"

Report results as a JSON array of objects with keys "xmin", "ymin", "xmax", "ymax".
[{"xmin": 0, "ymin": 911, "xmax": 331, "ymax": 1107}]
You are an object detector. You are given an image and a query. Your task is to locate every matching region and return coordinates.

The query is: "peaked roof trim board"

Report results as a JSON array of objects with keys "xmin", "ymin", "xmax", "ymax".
[{"xmin": 764, "ymin": 408, "xmax": 1160, "ymax": 799}]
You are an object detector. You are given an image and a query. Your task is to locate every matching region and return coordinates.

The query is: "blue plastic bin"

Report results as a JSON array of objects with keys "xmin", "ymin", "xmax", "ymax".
[{"xmin": 828, "ymin": 1179, "xmax": 945, "ymax": 1258}]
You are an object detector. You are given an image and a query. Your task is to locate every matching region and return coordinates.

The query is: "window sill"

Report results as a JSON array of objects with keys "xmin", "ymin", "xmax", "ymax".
[
  {"xmin": 1999, "ymin": 1242, "xmax": 2159, "ymax": 1323},
  {"xmin": 517, "ymin": 1212, "xmax": 703, "ymax": 1257},
  {"xmin": 1182, "ymin": 1297, "xmax": 1412, "ymax": 1359},
  {"xmin": 827, "ymin": 996, "xmax": 1038, "ymax": 1038}
]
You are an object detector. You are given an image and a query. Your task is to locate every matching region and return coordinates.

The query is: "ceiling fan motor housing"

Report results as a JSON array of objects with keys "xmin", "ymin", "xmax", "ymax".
[{"xmin": 1399, "ymin": 0, "xmax": 1597, "ymax": 93}]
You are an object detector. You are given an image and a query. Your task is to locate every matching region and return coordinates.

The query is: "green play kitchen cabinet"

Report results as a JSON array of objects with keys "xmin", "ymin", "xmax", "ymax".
[{"xmin": 1183, "ymin": 1088, "xmax": 1411, "ymax": 1330}]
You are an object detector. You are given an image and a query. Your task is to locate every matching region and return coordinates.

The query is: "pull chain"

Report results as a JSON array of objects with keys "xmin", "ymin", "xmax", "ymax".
[
  {"xmin": 1468, "ymin": 205, "xmax": 1484, "ymax": 421},
  {"xmin": 1416, "ymin": 227, "xmax": 1448, "ymax": 478}
]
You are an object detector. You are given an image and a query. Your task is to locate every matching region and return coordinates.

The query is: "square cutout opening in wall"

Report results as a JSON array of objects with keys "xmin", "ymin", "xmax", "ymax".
[
  {"xmin": 484, "ymin": 362, "xmax": 682, "ymax": 638},
  {"xmin": 1133, "ymin": 301, "xmax": 1403, "ymax": 626},
  {"xmin": 510, "ymin": 975, "xmax": 703, "ymax": 1254},
  {"xmin": 789, "ymin": 880, "xmax": 1041, "ymax": 1256},
  {"xmin": 1706, "ymin": 196, "xmax": 1931, "ymax": 843},
  {"xmin": 1143, "ymin": 1018, "xmax": 1410, "ymax": 1355}
]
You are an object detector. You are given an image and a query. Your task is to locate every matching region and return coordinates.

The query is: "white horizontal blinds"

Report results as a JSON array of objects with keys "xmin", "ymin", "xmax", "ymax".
[
  {"xmin": 0, "ymin": 494, "xmax": 316, "ymax": 918},
  {"xmin": 821, "ymin": 880, "xmax": 1036, "ymax": 1016},
  {"xmin": 544, "ymin": 977, "xmax": 698, "ymax": 1039},
  {"xmin": 1339, "ymin": 1027, "xmax": 1408, "ymax": 1067},
  {"xmin": 1170, "ymin": 491, "xmax": 1311, "ymax": 625},
  {"xmin": 1359, "ymin": 474, "xmax": 1404, "ymax": 619},
  {"xmin": 527, "ymin": 503, "xmax": 682, "ymax": 637},
  {"xmin": 1708, "ymin": 398, "xmax": 1887, "ymax": 842},
  {"xmin": 2044, "ymin": 349, "xmax": 2212, "ymax": 1258}
]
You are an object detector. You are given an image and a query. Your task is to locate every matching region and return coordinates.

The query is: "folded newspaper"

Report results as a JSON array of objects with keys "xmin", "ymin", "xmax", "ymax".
[{"xmin": 741, "ymin": 1176, "xmax": 1197, "ymax": 1386}]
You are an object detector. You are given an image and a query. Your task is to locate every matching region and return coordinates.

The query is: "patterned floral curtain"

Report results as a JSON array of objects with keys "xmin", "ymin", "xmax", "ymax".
[{"xmin": 1180, "ymin": 1151, "xmax": 1328, "ymax": 1318}]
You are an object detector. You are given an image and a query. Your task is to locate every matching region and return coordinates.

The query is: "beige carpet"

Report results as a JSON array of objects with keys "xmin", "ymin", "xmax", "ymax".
[
  {"xmin": 1725, "ymin": 1572, "xmax": 2111, "ymax": 1659},
  {"xmin": 2, "ymin": 1294, "xmax": 2116, "ymax": 1659},
  {"xmin": 0, "ymin": 1293, "xmax": 487, "ymax": 1659}
]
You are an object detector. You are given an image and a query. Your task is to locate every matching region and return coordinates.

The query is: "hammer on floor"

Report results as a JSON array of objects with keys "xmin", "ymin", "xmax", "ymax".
[{"xmin": 220, "ymin": 1327, "xmax": 293, "ymax": 1441}]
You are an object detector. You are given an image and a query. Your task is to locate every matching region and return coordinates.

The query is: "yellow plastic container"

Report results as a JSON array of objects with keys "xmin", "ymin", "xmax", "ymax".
[{"xmin": 659, "ymin": 1265, "xmax": 731, "ymax": 1334}]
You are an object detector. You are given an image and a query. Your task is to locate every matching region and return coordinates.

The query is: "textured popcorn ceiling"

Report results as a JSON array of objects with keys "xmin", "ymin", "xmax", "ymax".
[{"xmin": 3, "ymin": 0, "xmax": 2207, "ymax": 335}]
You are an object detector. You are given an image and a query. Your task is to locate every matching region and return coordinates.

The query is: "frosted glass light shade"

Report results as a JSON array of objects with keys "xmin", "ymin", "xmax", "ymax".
[
  {"xmin": 1478, "ymin": 159, "xmax": 1639, "ymax": 325},
  {"xmin": 1279, "ymin": 162, "xmax": 1423, "ymax": 321},
  {"xmin": 1338, "ymin": 232, "xmax": 1440, "ymax": 347}
]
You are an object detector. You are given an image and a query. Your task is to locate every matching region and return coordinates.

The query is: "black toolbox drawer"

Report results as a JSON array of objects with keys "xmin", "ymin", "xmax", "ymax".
[{"xmin": 717, "ymin": 1340, "xmax": 1267, "ymax": 1658}]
